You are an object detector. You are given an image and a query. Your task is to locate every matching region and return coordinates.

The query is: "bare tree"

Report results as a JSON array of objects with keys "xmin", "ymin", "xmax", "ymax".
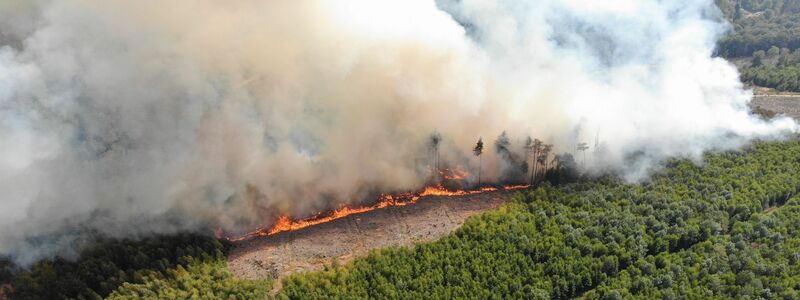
[{"xmin": 473, "ymin": 137, "xmax": 484, "ymax": 186}]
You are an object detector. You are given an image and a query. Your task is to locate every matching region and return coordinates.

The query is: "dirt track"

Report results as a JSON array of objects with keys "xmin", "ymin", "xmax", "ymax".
[{"xmin": 227, "ymin": 189, "xmax": 520, "ymax": 289}]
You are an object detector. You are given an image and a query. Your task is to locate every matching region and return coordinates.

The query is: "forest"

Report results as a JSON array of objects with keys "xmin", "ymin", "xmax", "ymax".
[
  {"xmin": 715, "ymin": 0, "xmax": 800, "ymax": 58},
  {"xmin": 1, "ymin": 2, "xmax": 800, "ymax": 299},
  {"xmin": 3, "ymin": 139, "xmax": 800, "ymax": 299},
  {"xmin": 1, "ymin": 235, "xmax": 267, "ymax": 299},
  {"xmin": 715, "ymin": 0, "xmax": 800, "ymax": 91}
]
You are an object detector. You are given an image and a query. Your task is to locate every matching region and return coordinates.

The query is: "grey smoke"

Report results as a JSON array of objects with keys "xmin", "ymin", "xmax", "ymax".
[{"xmin": 0, "ymin": 0, "xmax": 795, "ymax": 264}]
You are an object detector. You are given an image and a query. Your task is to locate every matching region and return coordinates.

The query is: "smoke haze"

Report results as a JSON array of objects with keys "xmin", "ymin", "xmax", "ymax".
[{"xmin": 0, "ymin": 0, "xmax": 795, "ymax": 264}]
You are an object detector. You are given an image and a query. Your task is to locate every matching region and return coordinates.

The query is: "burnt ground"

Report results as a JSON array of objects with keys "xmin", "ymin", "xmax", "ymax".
[
  {"xmin": 750, "ymin": 87, "xmax": 800, "ymax": 119},
  {"xmin": 227, "ymin": 189, "xmax": 520, "ymax": 292}
]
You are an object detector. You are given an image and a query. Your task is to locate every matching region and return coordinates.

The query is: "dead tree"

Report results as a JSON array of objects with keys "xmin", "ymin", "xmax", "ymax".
[{"xmin": 473, "ymin": 137, "xmax": 484, "ymax": 186}]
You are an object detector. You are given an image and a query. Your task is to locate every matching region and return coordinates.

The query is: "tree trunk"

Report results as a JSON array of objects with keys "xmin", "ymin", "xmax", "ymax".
[
  {"xmin": 544, "ymin": 154, "xmax": 549, "ymax": 179},
  {"xmin": 530, "ymin": 149, "xmax": 538, "ymax": 185},
  {"xmin": 477, "ymin": 155, "xmax": 482, "ymax": 186}
]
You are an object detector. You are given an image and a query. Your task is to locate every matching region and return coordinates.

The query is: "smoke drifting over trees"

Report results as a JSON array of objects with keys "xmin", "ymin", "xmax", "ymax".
[{"xmin": 0, "ymin": 0, "xmax": 796, "ymax": 263}]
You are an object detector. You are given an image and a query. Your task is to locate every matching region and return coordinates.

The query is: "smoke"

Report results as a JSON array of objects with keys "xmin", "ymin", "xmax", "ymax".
[{"xmin": 0, "ymin": 0, "xmax": 795, "ymax": 264}]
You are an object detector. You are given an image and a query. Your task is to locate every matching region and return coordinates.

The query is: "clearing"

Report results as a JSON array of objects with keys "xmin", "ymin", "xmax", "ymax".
[{"xmin": 227, "ymin": 189, "xmax": 519, "ymax": 291}]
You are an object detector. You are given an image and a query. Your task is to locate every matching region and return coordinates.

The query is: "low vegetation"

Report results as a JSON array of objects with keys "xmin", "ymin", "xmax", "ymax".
[{"xmin": 107, "ymin": 258, "xmax": 268, "ymax": 300}]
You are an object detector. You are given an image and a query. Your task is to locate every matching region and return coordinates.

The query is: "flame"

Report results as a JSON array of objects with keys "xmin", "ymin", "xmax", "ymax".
[
  {"xmin": 223, "ymin": 184, "xmax": 529, "ymax": 242},
  {"xmin": 503, "ymin": 184, "xmax": 529, "ymax": 190}
]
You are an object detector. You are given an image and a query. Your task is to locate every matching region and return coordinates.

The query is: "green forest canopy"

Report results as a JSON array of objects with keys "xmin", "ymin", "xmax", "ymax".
[{"xmin": 716, "ymin": 0, "xmax": 800, "ymax": 58}]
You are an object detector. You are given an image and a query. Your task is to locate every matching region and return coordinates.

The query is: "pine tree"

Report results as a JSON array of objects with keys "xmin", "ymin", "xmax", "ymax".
[
  {"xmin": 576, "ymin": 142, "xmax": 589, "ymax": 168},
  {"xmin": 430, "ymin": 132, "xmax": 443, "ymax": 176},
  {"xmin": 531, "ymin": 139, "xmax": 543, "ymax": 185},
  {"xmin": 473, "ymin": 138, "xmax": 484, "ymax": 186}
]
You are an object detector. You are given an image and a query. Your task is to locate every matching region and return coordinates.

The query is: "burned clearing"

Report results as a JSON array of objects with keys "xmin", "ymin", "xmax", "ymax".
[{"xmin": 227, "ymin": 189, "xmax": 519, "ymax": 287}]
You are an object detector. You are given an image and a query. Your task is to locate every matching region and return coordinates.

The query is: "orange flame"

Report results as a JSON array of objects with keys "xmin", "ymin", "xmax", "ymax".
[{"xmin": 223, "ymin": 184, "xmax": 529, "ymax": 242}]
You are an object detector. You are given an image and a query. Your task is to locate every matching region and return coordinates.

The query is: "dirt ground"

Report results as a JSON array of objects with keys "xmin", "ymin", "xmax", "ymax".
[
  {"xmin": 751, "ymin": 94, "xmax": 800, "ymax": 119},
  {"xmin": 750, "ymin": 87, "xmax": 800, "ymax": 119},
  {"xmin": 227, "ymin": 189, "xmax": 520, "ymax": 291}
]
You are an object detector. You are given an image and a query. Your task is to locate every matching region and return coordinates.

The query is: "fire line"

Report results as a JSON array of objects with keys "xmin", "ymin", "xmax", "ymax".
[{"xmin": 221, "ymin": 184, "xmax": 528, "ymax": 242}]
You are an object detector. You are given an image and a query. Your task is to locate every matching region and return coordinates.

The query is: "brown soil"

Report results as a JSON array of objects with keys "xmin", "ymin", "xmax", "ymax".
[{"xmin": 227, "ymin": 189, "xmax": 520, "ymax": 292}]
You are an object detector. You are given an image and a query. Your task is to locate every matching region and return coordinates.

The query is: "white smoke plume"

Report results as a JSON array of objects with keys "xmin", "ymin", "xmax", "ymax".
[{"xmin": 0, "ymin": 0, "xmax": 795, "ymax": 264}]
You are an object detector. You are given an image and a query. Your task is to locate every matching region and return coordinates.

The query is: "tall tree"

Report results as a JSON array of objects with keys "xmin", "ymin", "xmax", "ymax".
[
  {"xmin": 524, "ymin": 137, "xmax": 534, "ymax": 184},
  {"xmin": 752, "ymin": 50, "xmax": 766, "ymax": 67},
  {"xmin": 530, "ymin": 139, "xmax": 543, "ymax": 185},
  {"xmin": 473, "ymin": 137, "xmax": 484, "ymax": 186},
  {"xmin": 524, "ymin": 137, "xmax": 534, "ymax": 158},
  {"xmin": 430, "ymin": 131, "xmax": 442, "ymax": 175},
  {"xmin": 577, "ymin": 142, "xmax": 589, "ymax": 168},
  {"xmin": 540, "ymin": 144, "xmax": 553, "ymax": 179},
  {"xmin": 494, "ymin": 131, "xmax": 510, "ymax": 158}
]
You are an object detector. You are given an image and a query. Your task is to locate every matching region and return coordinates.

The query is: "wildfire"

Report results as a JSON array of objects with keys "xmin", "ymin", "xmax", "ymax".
[
  {"xmin": 419, "ymin": 185, "xmax": 498, "ymax": 196},
  {"xmin": 222, "ymin": 184, "xmax": 529, "ymax": 242}
]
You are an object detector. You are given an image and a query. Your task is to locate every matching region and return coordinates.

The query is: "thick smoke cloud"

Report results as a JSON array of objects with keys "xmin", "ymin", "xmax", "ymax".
[{"xmin": 0, "ymin": 0, "xmax": 795, "ymax": 264}]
